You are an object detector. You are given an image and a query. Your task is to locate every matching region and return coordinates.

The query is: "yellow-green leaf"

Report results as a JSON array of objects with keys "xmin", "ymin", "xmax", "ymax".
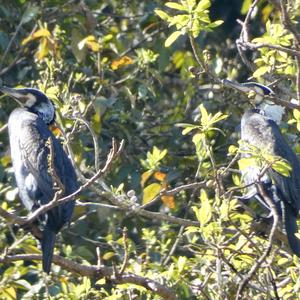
[
  {"xmin": 141, "ymin": 170, "xmax": 154, "ymax": 187},
  {"xmin": 195, "ymin": 0, "xmax": 211, "ymax": 12},
  {"xmin": 165, "ymin": 2, "xmax": 186, "ymax": 11},
  {"xmin": 1, "ymin": 287, "xmax": 16, "ymax": 300},
  {"xmin": 95, "ymin": 278, "xmax": 106, "ymax": 285},
  {"xmin": 103, "ymin": 252, "xmax": 116, "ymax": 260},
  {"xmin": 165, "ymin": 30, "xmax": 182, "ymax": 47},
  {"xmin": 142, "ymin": 183, "xmax": 162, "ymax": 204},
  {"xmin": 154, "ymin": 9, "xmax": 170, "ymax": 21},
  {"xmin": 199, "ymin": 189, "xmax": 212, "ymax": 226},
  {"xmin": 21, "ymin": 28, "xmax": 51, "ymax": 45},
  {"xmin": 241, "ymin": 0, "xmax": 252, "ymax": 14},
  {"xmin": 78, "ymin": 35, "xmax": 101, "ymax": 52},
  {"xmin": 111, "ymin": 56, "xmax": 133, "ymax": 70},
  {"xmin": 238, "ymin": 157, "xmax": 258, "ymax": 171},
  {"xmin": 272, "ymin": 159, "xmax": 292, "ymax": 177},
  {"xmin": 253, "ymin": 66, "xmax": 270, "ymax": 78},
  {"xmin": 177, "ymin": 256, "xmax": 187, "ymax": 273}
]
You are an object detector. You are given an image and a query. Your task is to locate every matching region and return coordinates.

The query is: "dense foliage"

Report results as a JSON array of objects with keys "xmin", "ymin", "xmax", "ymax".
[{"xmin": 0, "ymin": 0, "xmax": 300, "ymax": 299}]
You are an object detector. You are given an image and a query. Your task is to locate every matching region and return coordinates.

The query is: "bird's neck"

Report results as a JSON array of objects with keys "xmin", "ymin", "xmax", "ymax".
[
  {"xmin": 29, "ymin": 102, "xmax": 55, "ymax": 125},
  {"xmin": 258, "ymin": 103, "xmax": 285, "ymax": 124}
]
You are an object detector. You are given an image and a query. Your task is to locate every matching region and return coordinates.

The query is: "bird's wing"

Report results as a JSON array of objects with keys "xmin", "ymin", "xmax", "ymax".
[
  {"xmin": 267, "ymin": 118, "xmax": 300, "ymax": 212},
  {"xmin": 19, "ymin": 117, "xmax": 76, "ymax": 229},
  {"xmin": 242, "ymin": 112, "xmax": 300, "ymax": 213}
]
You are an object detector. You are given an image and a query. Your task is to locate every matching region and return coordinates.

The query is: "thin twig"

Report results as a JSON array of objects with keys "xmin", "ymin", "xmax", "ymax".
[{"xmin": 119, "ymin": 227, "xmax": 129, "ymax": 275}]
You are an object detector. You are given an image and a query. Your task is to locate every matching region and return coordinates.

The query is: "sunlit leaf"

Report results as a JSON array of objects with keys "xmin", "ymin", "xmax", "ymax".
[
  {"xmin": 165, "ymin": 2, "xmax": 186, "ymax": 11},
  {"xmin": 78, "ymin": 35, "xmax": 100, "ymax": 52},
  {"xmin": 111, "ymin": 56, "xmax": 134, "ymax": 70},
  {"xmin": 272, "ymin": 159, "xmax": 292, "ymax": 177},
  {"xmin": 177, "ymin": 256, "xmax": 187, "ymax": 273},
  {"xmin": 208, "ymin": 20, "xmax": 224, "ymax": 28},
  {"xmin": 228, "ymin": 145, "xmax": 238, "ymax": 155},
  {"xmin": 195, "ymin": 0, "xmax": 211, "ymax": 12},
  {"xmin": 165, "ymin": 30, "xmax": 182, "ymax": 47},
  {"xmin": 253, "ymin": 66, "xmax": 270, "ymax": 78},
  {"xmin": 36, "ymin": 37, "xmax": 49, "ymax": 60},
  {"xmin": 154, "ymin": 9, "xmax": 170, "ymax": 21},
  {"xmin": 103, "ymin": 252, "xmax": 116, "ymax": 260},
  {"xmin": 241, "ymin": 0, "xmax": 252, "ymax": 14},
  {"xmin": 176, "ymin": 123, "xmax": 200, "ymax": 135},
  {"xmin": 238, "ymin": 157, "xmax": 258, "ymax": 171},
  {"xmin": 1, "ymin": 287, "xmax": 16, "ymax": 300},
  {"xmin": 142, "ymin": 183, "xmax": 162, "ymax": 204},
  {"xmin": 198, "ymin": 189, "xmax": 212, "ymax": 226},
  {"xmin": 21, "ymin": 28, "xmax": 51, "ymax": 45},
  {"xmin": 95, "ymin": 278, "xmax": 106, "ymax": 285},
  {"xmin": 141, "ymin": 170, "xmax": 154, "ymax": 187}
]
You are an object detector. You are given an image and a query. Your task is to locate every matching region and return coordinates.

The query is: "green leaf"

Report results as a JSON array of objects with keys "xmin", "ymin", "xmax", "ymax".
[
  {"xmin": 177, "ymin": 256, "xmax": 187, "ymax": 273},
  {"xmin": 21, "ymin": 5, "xmax": 40, "ymax": 24},
  {"xmin": 176, "ymin": 123, "xmax": 200, "ymax": 135},
  {"xmin": 186, "ymin": 0, "xmax": 196, "ymax": 11},
  {"xmin": 142, "ymin": 183, "xmax": 162, "ymax": 204},
  {"xmin": 154, "ymin": 9, "xmax": 170, "ymax": 21},
  {"xmin": 293, "ymin": 109, "xmax": 300, "ymax": 120},
  {"xmin": 165, "ymin": 2, "xmax": 186, "ymax": 11},
  {"xmin": 103, "ymin": 252, "xmax": 116, "ymax": 260},
  {"xmin": 165, "ymin": 30, "xmax": 182, "ymax": 47},
  {"xmin": 238, "ymin": 157, "xmax": 258, "ymax": 171},
  {"xmin": 195, "ymin": 0, "xmax": 211, "ymax": 12},
  {"xmin": 272, "ymin": 159, "xmax": 292, "ymax": 177},
  {"xmin": 208, "ymin": 20, "xmax": 224, "ymax": 28},
  {"xmin": 193, "ymin": 189, "xmax": 212, "ymax": 226},
  {"xmin": 253, "ymin": 66, "xmax": 270, "ymax": 78},
  {"xmin": 241, "ymin": 0, "xmax": 252, "ymax": 14},
  {"xmin": 199, "ymin": 103, "xmax": 209, "ymax": 125}
]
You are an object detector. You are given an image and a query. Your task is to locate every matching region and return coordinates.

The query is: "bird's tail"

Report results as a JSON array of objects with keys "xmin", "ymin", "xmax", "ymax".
[
  {"xmin": 41, "ymin": 226, "xmax": 56, "ymax": 273},
  {"xmin": 283, "ymin": 204, "xmax": 300, "ymax": 257}
]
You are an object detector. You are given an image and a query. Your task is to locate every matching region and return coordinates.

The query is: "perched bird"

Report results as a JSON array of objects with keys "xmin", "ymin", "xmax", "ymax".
[
  {"xmin": 223, "ymin": 79, "xmax": 300, "ymax": 257},
  {"xmin": 0, "ymin": 86, "xmax": 78, "ymax": 273}
]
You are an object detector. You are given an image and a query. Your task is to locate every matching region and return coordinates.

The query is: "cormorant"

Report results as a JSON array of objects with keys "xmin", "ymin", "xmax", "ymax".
[
  {"xmin": 223, "ymin": 79, "xmax": 300, "ymax": 257},
  {"xmin": 0, "ymin": 86, "xmax": 78, "ymax": 273}
]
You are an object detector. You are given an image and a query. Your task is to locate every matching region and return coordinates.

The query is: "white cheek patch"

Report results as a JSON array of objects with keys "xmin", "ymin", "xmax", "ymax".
[{"xmin": 25, "ymin": 94, "xmax": 37, "ymax": 107}]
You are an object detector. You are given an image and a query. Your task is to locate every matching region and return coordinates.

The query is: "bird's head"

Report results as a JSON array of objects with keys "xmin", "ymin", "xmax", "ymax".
[
  {"xmin": 222, "ymin": 79, "xmax": 284, "ymax": 124},
  {"xmin": 0, "ymin": 86, "xmax": 55, "ymax": 124},
  {"xmin": 222, "ymin": 79, "xmax": 274, "ymax": 105}
]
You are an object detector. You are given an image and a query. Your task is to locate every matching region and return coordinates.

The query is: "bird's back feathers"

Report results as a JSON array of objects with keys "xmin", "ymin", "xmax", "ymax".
[
  {"xmin": 8, "ymin": 107, "xmax": 77, "ymax": 272},
  {"xmin": 241, "ymin": 109, "xmax": 300, "ymax": 256}
]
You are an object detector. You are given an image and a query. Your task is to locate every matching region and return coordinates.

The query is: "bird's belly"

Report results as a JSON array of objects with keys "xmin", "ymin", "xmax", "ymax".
[{"xmin": 10, "ymin": 136, "xmax": 38, "ymax": 211}]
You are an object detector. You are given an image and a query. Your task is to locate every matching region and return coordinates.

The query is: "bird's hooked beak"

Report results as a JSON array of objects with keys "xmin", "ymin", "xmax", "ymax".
[{"xmin": 0, "ymin": 86, "xmax": 36, "ymax": 106}]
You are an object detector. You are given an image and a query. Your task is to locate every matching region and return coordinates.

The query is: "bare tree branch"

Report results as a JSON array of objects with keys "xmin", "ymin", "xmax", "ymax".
[{"xmin": 0, "ymin": 253, "xmax": 178, "ymax": 300}]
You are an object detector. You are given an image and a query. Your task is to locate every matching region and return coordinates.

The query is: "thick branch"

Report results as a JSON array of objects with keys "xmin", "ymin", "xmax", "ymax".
[
  {"xmin": 0, "ymin": 254, "xmax": 178, "ymax": 300},
  {"xmin": 237, "ymin": 41, "xmax": 300, "ymax": 58}
]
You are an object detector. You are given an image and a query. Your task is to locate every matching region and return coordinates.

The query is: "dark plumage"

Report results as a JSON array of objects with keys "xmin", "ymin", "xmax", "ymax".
[
  {"xmin": 241, "ymin": 109, "xmax": 300, "ymax": 256},
  {"xmin": 223, "ymin": 79, "xmax": 300, "ymax": 257},
  {"xmin": 1, "ymin": 86, "xmax": 77, "ymax": 273}
]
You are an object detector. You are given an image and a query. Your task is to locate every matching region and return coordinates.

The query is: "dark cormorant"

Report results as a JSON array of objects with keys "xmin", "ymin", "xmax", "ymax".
[
  {"xmin": 0, "ymin": 86, "xmax": 78, "ymax": 273},
  {"xmin": 223, "ymin": 79, "xmax": 300, "ymax": 256}
]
